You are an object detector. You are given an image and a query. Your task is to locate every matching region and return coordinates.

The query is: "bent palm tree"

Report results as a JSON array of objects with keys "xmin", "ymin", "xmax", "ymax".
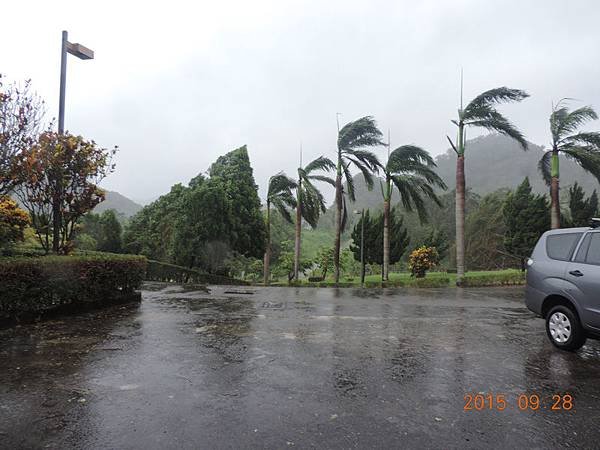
[
  {"xmin": 293, "ymin": 155, "xmax": 335, "ymax": 281},
  {"xmin": 264, "ymin": 173, "xmax": 297, "ymax": 285},
  {"xmin": 539, "ymin": 101, "xmax": 600, "ymax": 229},
  {"xmin": 449, "ymin": 87, "xmax": 529, "ymax": 284},
  {"xmin": 334, "ymin": 116, "xmax": 384, "ymax": 283},
  {"xmin": 382, "ymin": 144, "xmax": 447, "ymax": 280}
]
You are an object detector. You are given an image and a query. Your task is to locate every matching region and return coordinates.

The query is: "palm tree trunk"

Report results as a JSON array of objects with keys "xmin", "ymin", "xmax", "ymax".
[
  {"xmin": 455, "ymin": 154, "xmax": 466, "ymax": 285},
  {"xmin": 382, "ymin": 196, "xmax": 390, "ymax": 281},
  {"xmin": 293, "ymin": 182, "xmax": 302, "ymax": 280},
  {"xmin": 550, "ymin": 149, "xmax": 560, "ymax": 229},
  {"xmin": 333, "ymin": 172, "xmax": 343, "ymax": 283},
  {"xmin": 263, "ymin": 204, "xmax": 271, "ymax": 285}
]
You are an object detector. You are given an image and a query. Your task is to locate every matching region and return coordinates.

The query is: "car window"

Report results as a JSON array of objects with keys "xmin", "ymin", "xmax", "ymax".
[
  {"xmin": 546, "ymin": 233, "xmax": 583, "ymax": 261},
  {"xmin": 585, "ymin": 233, "xmax": 600, "ymax": 265},
  {"xmin": 574, "ymin": 233, "xmax": 592, "ymax": 262}
]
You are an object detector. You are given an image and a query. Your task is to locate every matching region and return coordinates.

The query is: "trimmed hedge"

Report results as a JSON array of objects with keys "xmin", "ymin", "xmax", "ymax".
[
  {"xmin": 0, "ymin": 254, "xmax": 146, "ymax": 321},
  {"xmin": 146, "ymin": 260, "xmax": 249, "ymax": 286},
  {"xmin": 460, "ymin": 271, "xmax": 526, "ymax": 287},
  {"xmin": 274, "ymin": 277, "xmax": 452, "ymax": 288}
]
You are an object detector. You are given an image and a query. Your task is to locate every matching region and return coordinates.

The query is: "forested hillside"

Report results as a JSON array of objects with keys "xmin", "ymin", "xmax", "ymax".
[
  {"xmin": 94, "ymin": 191, "xmax": 142, "ymax": 217},
  {"xmin": 434, "ymin": 134, "xmax": 599, "ymax": 195}
]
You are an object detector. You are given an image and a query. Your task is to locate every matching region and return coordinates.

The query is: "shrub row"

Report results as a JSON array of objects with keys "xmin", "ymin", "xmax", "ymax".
[
  {"xmin": 0, "ymin": 254, "xmax": 146, "ymax": 321},
  {"xmin": 460, "ymin": 271, "xmax": 526, "ymax": 287},
  {"xmin": 280, "ymin": 277, "xmax": 452, "ymax": 288},
  {"xmin": 146, "ymin": 260, "xmax": 249, "ymax": 285}
]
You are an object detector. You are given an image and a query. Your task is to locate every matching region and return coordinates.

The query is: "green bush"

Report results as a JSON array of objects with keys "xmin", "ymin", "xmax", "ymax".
[
  {"xmin": 462, "ymin": 271, "xmax": 525, "ymax": 287},
  {"xmin": 146, "ymin": 260, "xmax": 249, "ymax": 285},
  {"xmin": 0, "ymin": 254, "xmax": 146, "ymax": 320}
]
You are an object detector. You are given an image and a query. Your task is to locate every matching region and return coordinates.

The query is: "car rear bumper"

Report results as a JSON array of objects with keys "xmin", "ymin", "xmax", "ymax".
[{"xmin": 525, "ymin": 284, "xmax": 545, "ymax": 316}]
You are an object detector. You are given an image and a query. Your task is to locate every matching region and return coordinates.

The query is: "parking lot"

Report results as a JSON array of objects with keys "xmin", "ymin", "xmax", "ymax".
[{"xmin": 2, "ymin": 283, "xmax": 600, "ymax": 449}]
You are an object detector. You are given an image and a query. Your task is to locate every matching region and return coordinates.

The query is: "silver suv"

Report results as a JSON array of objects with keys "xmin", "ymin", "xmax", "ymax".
[{"xmin": 526, "ymin": 220, "xmax": 600, "ymax": 351}]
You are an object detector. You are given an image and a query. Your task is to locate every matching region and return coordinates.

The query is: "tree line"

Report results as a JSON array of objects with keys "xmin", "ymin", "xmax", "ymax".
[{"xmin": 2, "ymin": 73, "xmax": 600, "ymax": 287}]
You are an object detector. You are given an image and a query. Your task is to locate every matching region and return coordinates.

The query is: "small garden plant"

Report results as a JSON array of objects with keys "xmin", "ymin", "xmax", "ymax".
[{"xmin": 408, "ymin": 246, "xmax": 439, "ymax": 278}]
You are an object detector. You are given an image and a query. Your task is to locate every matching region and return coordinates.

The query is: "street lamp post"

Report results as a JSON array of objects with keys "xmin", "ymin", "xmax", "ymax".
[
  {"xmin": 354, "ymin": 209, "xmax": 365, "ymax": 286},
  {"xmin": 58, "ymin": 30, "xmax": 94, "ymax": 134},
  {"xmin": 53, "ymin": 30, "xmax": 94, "ymax": 252}
]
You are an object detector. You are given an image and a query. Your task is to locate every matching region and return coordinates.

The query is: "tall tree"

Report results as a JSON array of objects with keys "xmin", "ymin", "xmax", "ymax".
[
  {"xmin": 539, "ymin": 101, "xmax": 600, "ymax": 229},
  {"xmin": 210, "ymin": 145, "xmax": 266, "ymax": 258},
  {"xmin": 264, "ymin": 173, "xmax": 296, "ymax": 285},
  {"xmin": 172, "ymin": 179, "xmax": 231, "ymax": 270},
  {"xmin": 503, "ymin": 178, "xmax": 550, "ymax": 268},
  {"xmin": 382, "ymin": 142, "xmax": 446, "ymax": 280},
  {"xmin": 449, "ymin": 86, "xmax": 528, "ymax": 283},
  {"xmin": 333, "ymin": 116, "xmax": 384, "ymax": 282},
  {"xmin": 0, "ymin": 76, "xmax": 44, "ymax": 195},
  {"xmin": 98, "ymin": 209, "xmax": 123, "ymax": 253},
  {"xmin": 293, "ymin": 154, "xmax": 335, "ymax": 280},
  {"xmin": 568, "ymin": 182, "xmax": 598, "ymax": 227}
]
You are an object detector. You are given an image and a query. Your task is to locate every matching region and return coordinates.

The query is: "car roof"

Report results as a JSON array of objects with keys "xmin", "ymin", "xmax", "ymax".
[{"xmin": 544, "ymin": 227, "xmax": 593, "ymax": 235}]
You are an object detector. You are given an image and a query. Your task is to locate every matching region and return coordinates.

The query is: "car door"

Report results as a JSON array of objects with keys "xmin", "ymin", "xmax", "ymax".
[{"xmin": 566, "ymin": 231, "xmax": 600, "ymax": 328}]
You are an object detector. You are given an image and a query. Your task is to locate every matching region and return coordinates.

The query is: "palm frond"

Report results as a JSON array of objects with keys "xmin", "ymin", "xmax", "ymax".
[
  {"xmin": 304, "ymin": 156, "xmax": 336, "ymax": 174},
  {"xmin": 390, "ymin": 175, "xmax": 442, "ymax": 223},
  {"xmin": 272, "ymin": 196, "xmax": 295, "ymax": 223},
  {"xmin": 538, "ymin": 151, "xmax": 553, "ymax": 187},
  {"xmin": 342, "ymin": 163, "xmax": 356, "ymax": 202},
  {"xmin": 300, "ymin": 179, "xmax": 327, "ymax": 227},
  {"xmin": 467, "ymin": 112, "xmax": 528, "ymax": 150},
  {"xmin": 463, "ymin": 87, "xmax": 529, "ymax": 119},
  {"xmin": 562, "ymin": 106, "xmax": 598, "ymax": 136},
  {"xmin": 343, "ymin": 149, "xmax": 381, "ymax": 171},
  {"xmin": 267, "ymin": 172, "xmax": 297, "ymax": 224},
  {"xmin": 562, "ymin": 131, "xmax": 600, "ymax": 149},
  {"xmin": 388, "ymin": 145, "xmax": 436, "ymax": 167},
  {"xmin": 267, "ymin": 172, "xmax": 297, "ymax": 199},
  {"xmin": 562, "ymin": 147, "xmax": 600, "ymax": 184},
  {"xmin": 388, "ymin": 146, "xmax": 448, "ymax": 190},
  {"xmin": 337, "ymin": 116, "xmax": 385, "ymax": 152},
  {"xmin": 307, "ymin": 174, "xmax": 336, "ymax": 186},
  {"xmin": 346, "ymin": 157, "xmax": 374, "ymax": 190}
]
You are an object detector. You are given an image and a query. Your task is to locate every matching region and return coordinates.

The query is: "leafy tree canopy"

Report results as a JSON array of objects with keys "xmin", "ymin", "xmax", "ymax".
[
  {"xmin": 503, "ymin": 177, "xmax": 550, "ymax": 258},
  {"xmin": 567, "ymin": 182, "xmax": 598, "ymax": 227},
  {"xmin": 349, "ymin": 208, "xmax": 409, "ymax": 266}
]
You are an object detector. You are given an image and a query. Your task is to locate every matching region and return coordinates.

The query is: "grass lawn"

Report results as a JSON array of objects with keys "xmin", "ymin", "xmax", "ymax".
[{"xmin": 271, "ymin": 269, "xmax": 526, "ymax": 288}]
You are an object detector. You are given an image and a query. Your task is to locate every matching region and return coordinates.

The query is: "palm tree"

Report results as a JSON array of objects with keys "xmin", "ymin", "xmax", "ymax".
[
  {"xmin": 381, "ymin": 142, "xmax": 447, "ymax": 280},
  {"xmin": 539, "ymin": 100, "xmax": 600, "ymax": 229},
  {"xmin": 333, "ymin": 116, "xmax": 384, "ymax": 283},
  {"xmin": 449, "ymin": 86, "xmax": 529, "ymax": 284},
  {"xmin": 293, "ymin": 155, "xmax": 336, "ymax": 281},
  {"xmin": 264, "ymin": 173, "xmax": 297, "ymax": 285}
]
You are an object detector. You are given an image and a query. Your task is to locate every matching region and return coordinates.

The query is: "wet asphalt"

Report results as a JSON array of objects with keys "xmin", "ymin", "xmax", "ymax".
[{"xmin": 1, "ymin": 283, "xmax": 600, "ymax": 449}]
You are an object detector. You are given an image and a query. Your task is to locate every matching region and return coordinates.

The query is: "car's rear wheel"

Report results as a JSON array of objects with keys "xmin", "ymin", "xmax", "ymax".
[{"xmin": 546, "ymin": 305, "xmax": 586, "ymax": 351}]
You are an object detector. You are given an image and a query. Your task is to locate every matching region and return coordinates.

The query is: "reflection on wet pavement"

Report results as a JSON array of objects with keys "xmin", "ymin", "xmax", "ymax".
[{"xmin": 1, "ymin": 282, "xmax": 600, "ymax": 449}]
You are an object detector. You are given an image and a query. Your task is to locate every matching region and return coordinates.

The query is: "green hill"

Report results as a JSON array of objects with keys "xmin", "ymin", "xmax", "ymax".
[
  {"xmin": 434, "ymin": 134, "xmax": 600, "ymax": 196},
  {"xmin": 94, "ymin": 190, "xmax": 143, "ymax": 218}
]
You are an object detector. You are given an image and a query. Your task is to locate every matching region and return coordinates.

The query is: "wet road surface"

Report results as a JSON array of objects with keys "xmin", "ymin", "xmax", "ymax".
[{"xmin": 1, "ymin": 283, "xmax": 600, "ymax": 449}]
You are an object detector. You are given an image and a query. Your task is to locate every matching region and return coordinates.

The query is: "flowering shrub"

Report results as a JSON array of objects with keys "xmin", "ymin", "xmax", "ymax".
[
  {"xmin": 408, "ymin": 246, "xmax": 439, "ymax": 278},
  {"xmin": 0, "ymin": 195, "xmax": 30, "ymax": 247}
]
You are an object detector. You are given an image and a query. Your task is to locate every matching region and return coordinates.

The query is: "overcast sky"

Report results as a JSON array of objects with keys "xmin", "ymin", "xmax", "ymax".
[{"xmin": 2, "ymin": 0, "xmax": 600, "ymax": 203}]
